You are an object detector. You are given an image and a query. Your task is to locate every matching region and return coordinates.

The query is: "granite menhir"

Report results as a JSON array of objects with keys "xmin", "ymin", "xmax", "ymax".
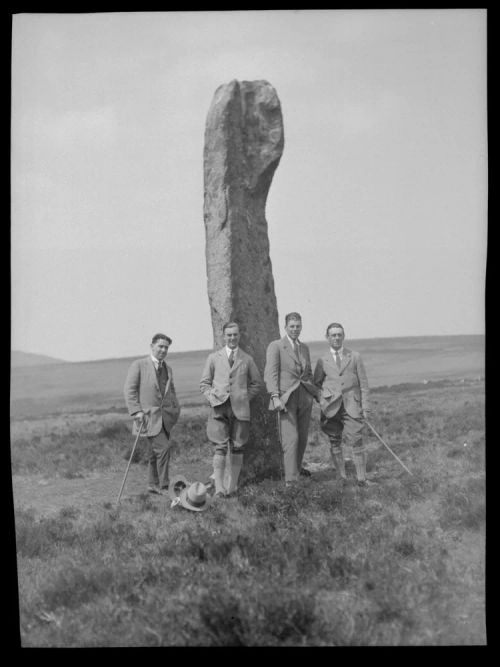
[{"xmin": 203, "ymin": 79, "xmax": 284, "ymax": 481}]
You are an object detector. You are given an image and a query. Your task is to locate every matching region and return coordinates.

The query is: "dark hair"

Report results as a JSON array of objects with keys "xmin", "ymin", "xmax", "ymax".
[
  {"xmin": 285, "ymin": 312, "xmax": 302, "ymax": 325},
  {"xmin": 223, "ymin": 321, "xmax": 240, "ymax": 333},
  {"xmin": 325, "ymin": 322, "xmax": 345, "ymax": 336},
  {"xmin": 152, "ymin": 333, "xmax": 172, "ymax": 345}
]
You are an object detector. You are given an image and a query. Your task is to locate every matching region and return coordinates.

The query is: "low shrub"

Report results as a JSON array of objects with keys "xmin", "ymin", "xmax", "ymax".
[
  {"xmin": 438, "ymin": 479, "xmax": 485, "ymax": 530},
  {"xmin": 98, "ymin": 422, "xmax": 131, "ymax": 439},
  {"xmin": 198, "ymin": 589, "xmax": 247, "ymax": 646},
  {"xmin": 15, "ymin": 509, "xmax": 79, "ymax": 558}
]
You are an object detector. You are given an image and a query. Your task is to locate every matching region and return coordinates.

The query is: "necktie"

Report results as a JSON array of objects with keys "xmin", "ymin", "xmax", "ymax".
[
  {"xmin": 229, "ymin": 350, "xmax": 235, "ymax": 367},
  {"xmin": 157, "ymin": 361, "xmax": 168, "ymax": 394},
  {"xmin": 335, "ymin": 351, "xmax": 341, "ymax": 370},
  {"xmin": 294, "ymin": 341, "xmax": 303, "ymax": 371}
]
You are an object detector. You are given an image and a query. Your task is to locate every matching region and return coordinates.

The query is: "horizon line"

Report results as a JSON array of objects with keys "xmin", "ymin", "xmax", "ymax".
[{"xmin": 12, "ymin": 332, "xmax": 485, "ymax": 365}]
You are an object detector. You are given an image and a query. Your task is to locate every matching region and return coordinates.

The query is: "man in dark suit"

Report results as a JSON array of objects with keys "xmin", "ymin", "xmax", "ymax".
[
  {"xmin": 124, "ymin": 333, "xmax": 181, "ymax": 495},
  {"xmin": 313, "ymin": 322, "xmax": 372, "ymax": 486},
  {"xmin": 200, "ymin": 322, "xmax": 263, "ymax": 496},
  {"xmin": 264, "ymin": 312, "xmax": 318, "ymax": 486}
]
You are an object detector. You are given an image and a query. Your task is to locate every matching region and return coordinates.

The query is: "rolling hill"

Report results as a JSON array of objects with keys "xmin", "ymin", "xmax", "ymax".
[{"xmin": 11, "ymin": 350, "xmax": 67, "ymax": 367}]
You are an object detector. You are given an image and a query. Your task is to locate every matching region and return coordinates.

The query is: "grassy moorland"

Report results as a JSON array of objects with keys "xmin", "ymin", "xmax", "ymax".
[{"xmin": 12, "ymin": 377, "xmax": 485, "ymax": 646}]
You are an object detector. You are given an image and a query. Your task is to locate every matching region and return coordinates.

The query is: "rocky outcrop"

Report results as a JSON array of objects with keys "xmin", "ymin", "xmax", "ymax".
[{"xmin": 203, "ymin": 79, "xmax": 284, "ymax": 480}]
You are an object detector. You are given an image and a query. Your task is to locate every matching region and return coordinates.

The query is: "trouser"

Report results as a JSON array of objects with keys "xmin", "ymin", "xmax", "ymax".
[
  {"xmin": 206, "ymin": 399, "xmax": 249, "ymax": 454},
  {"xmin": 279, "ymin": 385, "xmax": 314, "ymax": 482},
  {"xmin": 147, "ymin": 425, "xmax": 172, "ymax": 489}
]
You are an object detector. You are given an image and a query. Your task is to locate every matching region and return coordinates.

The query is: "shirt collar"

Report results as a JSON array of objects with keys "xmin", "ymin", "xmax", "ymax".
[
  {"xmin": 330, "ymin": 346, "xmax": 344, "ymax": 357},
  {"xmin": 286, "ymin": 335, "xmax": 300, "ymax": 347},
  {"xmin": 151, "ymin": 354, "xmax": 163, "ymax": 368},
  {"xmin": 226, "ymin": 346, "xmax": 238, "ymax": 357}
]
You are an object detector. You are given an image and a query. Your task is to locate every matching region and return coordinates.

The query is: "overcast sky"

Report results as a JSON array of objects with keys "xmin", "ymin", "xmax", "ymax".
[{"xmin": 11, "ymin": 9, "xmax": 487, "ymax": 362}]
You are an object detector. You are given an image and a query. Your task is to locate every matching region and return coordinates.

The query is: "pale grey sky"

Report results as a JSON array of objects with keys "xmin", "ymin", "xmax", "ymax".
[{"xmin": 11, "ymin": 9, "xmax": 487, "ymax": 362}]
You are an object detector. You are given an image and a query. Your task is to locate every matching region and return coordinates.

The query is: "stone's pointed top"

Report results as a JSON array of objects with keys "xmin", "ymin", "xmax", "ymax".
[
  {"xmin": 241, "ymin": 79, "xmax": 272, "ymax": 87},
  {"xmin": 213, "ymin": 79, "xmax": 278, "ymax": 100},
  {"xmin": 221, "ymin": 78, "xmax": 272, "ymax": 86}
]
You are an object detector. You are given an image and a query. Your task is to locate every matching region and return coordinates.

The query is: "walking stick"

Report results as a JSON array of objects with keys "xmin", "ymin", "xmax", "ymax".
[
  {"xmin": 364, "ymin": 418, "xmax": 413, "ymax": 476},
  {"xmin": 276, "ymin": 410, "xmax": 284, "ymax": 481},
  {"xmin": 116, "ymin": 417, "xmax": 146, "ymax": 505},
  {"xmin": 226, "ymin": 435, "xmax": 233, "ymax": 493}
]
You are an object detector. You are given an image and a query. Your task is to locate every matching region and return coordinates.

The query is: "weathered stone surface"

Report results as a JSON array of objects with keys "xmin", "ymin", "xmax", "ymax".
[{"xmin": 203, "ymin": 79, "xmax": 284, "ymax": 481}]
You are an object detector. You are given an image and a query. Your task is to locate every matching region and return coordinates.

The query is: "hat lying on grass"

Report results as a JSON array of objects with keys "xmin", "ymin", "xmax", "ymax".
[{"xmin": 178, "ymin": 482, "xmax": 212, "ymax": 512}]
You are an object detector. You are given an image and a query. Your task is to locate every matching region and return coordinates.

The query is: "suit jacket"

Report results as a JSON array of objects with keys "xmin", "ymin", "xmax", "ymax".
[
  {"xmin": 199, "ymin": 348, "xmax": 263, "ymax": 421},
  {"xmin": 264, "ymin": 336, "xmax": 318, "ymax": 408},
  {"xmin": 313, "ymin": 347, "xmax": 370, "ymax": 419},
  {"xmin": 124, "ymin": 357, "xmax": 181, "ymax": 437}
]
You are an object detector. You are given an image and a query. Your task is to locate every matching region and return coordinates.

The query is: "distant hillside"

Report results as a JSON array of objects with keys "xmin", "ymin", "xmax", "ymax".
[{"xmin": 11, "ymin": 350, "xmax": 67, "ymax": 367}]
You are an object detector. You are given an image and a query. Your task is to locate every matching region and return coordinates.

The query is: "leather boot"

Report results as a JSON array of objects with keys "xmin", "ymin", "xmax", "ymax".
[
  {"xmin": 213, "ymin": 453, "xmax": 227, "ymax": 495},
  {"xmin": 226, "ymin": 452, "xmax": 243, "ymax": 495}
]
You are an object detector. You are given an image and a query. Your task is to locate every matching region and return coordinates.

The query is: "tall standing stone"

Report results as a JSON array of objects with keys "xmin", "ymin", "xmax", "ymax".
[{"xmin": 203, "ymin": 79, "xmax": 284, "ymax": 481}]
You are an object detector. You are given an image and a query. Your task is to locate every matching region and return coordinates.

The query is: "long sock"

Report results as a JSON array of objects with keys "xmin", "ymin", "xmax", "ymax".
[
  {"xmin": 353, "ymin": 449, "xmax": 366, "ymax": 482},
  {"xmin": 226, "ymin": 452, "xmax": 243, "ymax": 494},
  {"xmin": 213, "ymin": 453, "xmax": 227, "ymax": 494},
  {"xmin": 331, "ymin": 450, "xmax": 347, "ymax": 479}
]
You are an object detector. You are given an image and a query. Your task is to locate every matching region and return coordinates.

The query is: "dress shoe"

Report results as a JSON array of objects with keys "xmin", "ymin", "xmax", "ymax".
[{"xmin": 148, "ymin": 485, "xmax": 162, "ymax": 495}]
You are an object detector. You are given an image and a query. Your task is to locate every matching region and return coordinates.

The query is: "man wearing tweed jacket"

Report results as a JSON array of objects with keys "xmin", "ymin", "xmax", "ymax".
[
  {"xmin": 200, "ymin": 322, "xmax": 263, "ymax": 497},
  {"xmin": 313, "ymin": 322, "xmax": 372, "ymax": 486},
  {"xmin": 264, "ymin": 312, "xmax": 318, "ymax": 486},
  {"xmin": 124, "ymin": 333, "xmax": 181, "ymax": 495}
]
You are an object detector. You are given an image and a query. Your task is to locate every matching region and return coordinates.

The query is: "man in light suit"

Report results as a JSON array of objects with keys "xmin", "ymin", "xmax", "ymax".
[
  {"xmin": 264, "ymin": 312, "xmax": 318, "ymax": 486},
  {"xmin": 124, "ymin": 333, "xmax": 181, "ymax": 495},
  {"xmin": 313, "ymin": 322, "xmax": 372, "ymax": 486},
  {"xmin": 200, "ymin": 322, "xmax": 263, "ymax": 497}
]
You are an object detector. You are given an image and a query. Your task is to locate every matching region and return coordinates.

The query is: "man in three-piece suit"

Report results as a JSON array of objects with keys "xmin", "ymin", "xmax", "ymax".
[
  {"xmin": 124, "ymin": 333, "xmax": 181, "ymax": 495},
  {"xmin": 264, "ymin": 312, "xmax": 318, "ymax": 486},
  {"xmin": 313, "ymin": 322, "xmax": 372, "ymax": 486},
  {"xmin": 200, "ymin": 322, "xmax": 263, "ymax": 496}
]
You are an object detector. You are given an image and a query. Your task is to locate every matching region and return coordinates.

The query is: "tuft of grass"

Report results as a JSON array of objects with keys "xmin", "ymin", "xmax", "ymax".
[
  {"xmin": 15, "ymin": 508, "xmax": 79, "ymax": 558},
  {"xmin": 438, "ymin": 478, "xmax": 485, "ymax": 531}
]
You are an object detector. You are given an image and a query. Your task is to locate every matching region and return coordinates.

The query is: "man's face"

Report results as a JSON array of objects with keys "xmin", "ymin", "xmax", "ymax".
[
  {"xmin": 327, "ymin": 327, "xmax": 345, "ymax": 350},
  {"xmin": 224, "ymin": 326, "xmax": 240, "ymax": 349},
  {"xmin": 151, "ymin": 338, "xmax": 170, "ymax": 360},
  {"xmin": 285, "ymin": 318, "xmax": 302, "ymax": 341}
]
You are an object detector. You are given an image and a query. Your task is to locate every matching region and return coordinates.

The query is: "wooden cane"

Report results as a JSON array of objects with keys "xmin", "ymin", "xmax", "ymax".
[
  {"xmin": 364, "ymin": 418, "xmax": 413, "ymax": 476},
  {"xmin": 116, "ymin": 417, "xmax": 145, "ymax": 505},
  {"xmin": 276, "ymin": 409, "xmax": 285, "ymax": 481}
]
